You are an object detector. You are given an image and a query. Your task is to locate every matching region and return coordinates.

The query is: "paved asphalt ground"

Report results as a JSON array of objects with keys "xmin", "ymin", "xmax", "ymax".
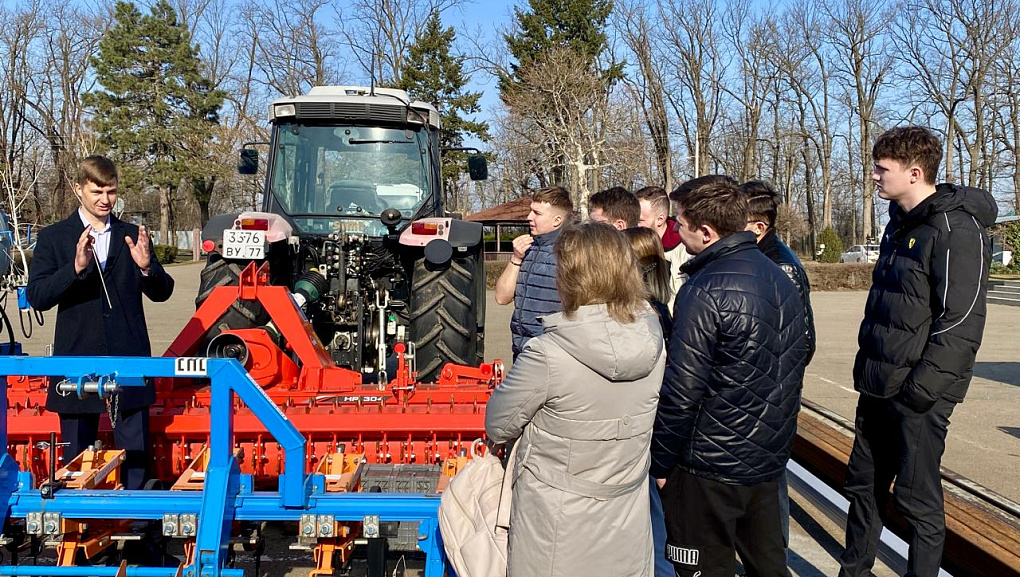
[
  {"xmin": 5, "ymin": 260, "xmax": 1017, "ymax": 576},
  {"xmin": 482, "ymin": 279, "xmax": 1020, "ymax": 504}
]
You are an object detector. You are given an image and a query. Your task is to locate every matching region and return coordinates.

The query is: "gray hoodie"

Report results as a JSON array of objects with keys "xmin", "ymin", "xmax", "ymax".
[{"xmin": 486, "ymin": 303, "xmax": 666, "ymax": 577}]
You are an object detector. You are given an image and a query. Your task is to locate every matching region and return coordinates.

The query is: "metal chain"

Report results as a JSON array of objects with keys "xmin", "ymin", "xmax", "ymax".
[{"xmin": 105, "ymin": 393, "xmax": 119, "ymax": 430}]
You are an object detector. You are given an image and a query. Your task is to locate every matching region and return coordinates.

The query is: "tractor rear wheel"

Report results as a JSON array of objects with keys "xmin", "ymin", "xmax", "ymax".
[
  {"xmin": 474, "ymin": 252, "xmax": 486, "ymax": 365},
  {"xmin": 195, "ymin": 256, "xmax": 270, "ymax": 343},
  {"xmin": 408, "ymin": 251, "xmax": 480, "ymax": 382}
]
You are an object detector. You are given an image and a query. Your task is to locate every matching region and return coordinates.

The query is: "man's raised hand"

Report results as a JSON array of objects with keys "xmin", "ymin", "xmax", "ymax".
[
  {"xmin": 74, "ymin": 226, "xmax": 95, "ymax": 274},
  {"xmin": 125, "ymin": 225, "xmax": 152, "ymax": 273},
  {"xmin": 512, "ymin": 234, "xmax": 534, "ymax": 262}
]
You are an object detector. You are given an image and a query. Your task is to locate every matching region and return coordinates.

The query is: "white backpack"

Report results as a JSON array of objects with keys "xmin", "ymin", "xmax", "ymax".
[{"xmin": 438, "ymin": 441, "xmax": 518, "ymax": 577}]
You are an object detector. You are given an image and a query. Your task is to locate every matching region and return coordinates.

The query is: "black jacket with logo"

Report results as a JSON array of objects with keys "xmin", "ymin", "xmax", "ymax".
[
  {"xmin": 759, "ymin": 229, "xmax": 816, "ymax": 365},
  {"xmin": 651, "ymin": 232, "xmax": 808, "ymax": 484},
  {"xmin": 853, "ymin": 184, "xmax": 997, "ymax": 412}
]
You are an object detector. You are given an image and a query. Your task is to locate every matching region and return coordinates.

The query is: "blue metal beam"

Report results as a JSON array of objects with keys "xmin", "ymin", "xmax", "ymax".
[
  {"xmin": 0, "ymin": 356, "xmax": 452, "ymax": 577},
  {"xmin": 9, "ymin": 490, "xmax": 443, "ymax": 522},
  {"xmin": 209, "ymin": 361, "xmax": 307, "ymax": 508},
  {"xmin": 192, "ymin": 461, "xmax": 241, "ymax": 577},
  {"xmin": 0, "ymin": 455, "xmax": 19, "ymax": 535}
]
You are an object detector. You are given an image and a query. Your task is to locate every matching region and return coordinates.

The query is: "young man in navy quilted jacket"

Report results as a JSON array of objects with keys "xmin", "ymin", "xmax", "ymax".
[
  {"xmin": 494, "ymin": 186, "xmax": 574, "ymax": 360},
  {"xmin": 651, "ymin": 179, "xmax": 808, "ymax": 577},
  {"xmin": 840, "ymin": 126, "xmax": 997, "ymax": 577}
]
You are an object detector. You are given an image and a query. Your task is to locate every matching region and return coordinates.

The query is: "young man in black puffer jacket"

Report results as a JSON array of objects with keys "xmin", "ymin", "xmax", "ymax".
[
  {"xmin": 741, "ymin": 180, "xmax": 815, "ymax": 364},
  {"xmin": 740, "ymin": 180, "xmax": 816, "ymax": 554},
  {"xmin": 840, "ymin": 127, "xmax": 997, "ymax": 577},
  {"xmin": 651, "ymin": 180, "xmax": 808, "ymax": 577}
]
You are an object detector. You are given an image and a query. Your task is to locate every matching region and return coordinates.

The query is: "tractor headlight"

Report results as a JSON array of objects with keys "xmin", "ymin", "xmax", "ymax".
[{"xmin": 274, "ymin": 104, "xmax": 297, "ymax": 118}]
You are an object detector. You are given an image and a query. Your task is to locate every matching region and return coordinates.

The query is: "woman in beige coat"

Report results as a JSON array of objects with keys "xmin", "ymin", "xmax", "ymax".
[{"xmin": 485, "ymin": 222, "xmax": 667, "ymax": 577}]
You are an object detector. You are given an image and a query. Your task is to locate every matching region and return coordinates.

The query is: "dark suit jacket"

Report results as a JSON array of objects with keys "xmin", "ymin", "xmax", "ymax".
[{"xmin": 27, "ymin": 211, "xmax": 175, "ymax": 412}]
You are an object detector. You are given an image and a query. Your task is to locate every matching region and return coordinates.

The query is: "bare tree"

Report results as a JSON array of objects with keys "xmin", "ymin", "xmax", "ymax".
[
  {"xmin": 824, "ymin": 0, "xmax": 893, "ymax": 242},
  {"xmin": 617, "ymin": 0, "xmax": 673, "ymax": 190},
  {"xmin": 501, "ymin": 47, "xmax": 616, "ymax": 212},
  {"xmin": 994, "ymin": 20, "xmax": 1020, "ymax": 212},
  {"xmin": 656, "ymin": 0, "xmax": 726, "ymax": 178},
  {"xmin": 175, "ymin": 0, "xmax": 273, "ymax": 224},
  {"xmin": 598, "ymin": 90, "xmax": 660, "ymax": 188},
  {"xmin": 471, "ymin": 104, "xmax": 547, "ymax": 207},
  {"xmin": 337, "ymin": 0, "xmax": 467, "ymax": 85},
  {"xmin": 895, "ymin": 0, "xmax": 1018, "ymax": 190},
  {"xmin": 0, "ymin": 153, "xmax": 42, "ymax": 281},
  {"xmin": 771, "ymin": 0, "xmax": 837, "ymax": 232},
  {"xmin": 242, "ymin": 0, "xmax": 344, "ymax": 97},
  {"xmin": 0, "ymin": 1, "xmax": 46, "ymax": 223},
  {"xmin": 721, "ymin": 0, "xmax": 778, "ymax": 182},
  {"xmin": 775, "ymin": 201, "xmax": 809, "ymax": 243},
  {"xmin": 20, "ymin": 2, "xmax": 105, "ymax": 221}
]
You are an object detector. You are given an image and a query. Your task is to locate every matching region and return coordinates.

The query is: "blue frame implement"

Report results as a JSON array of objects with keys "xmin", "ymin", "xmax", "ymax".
[{"xmin": 0, "ymin": 356, "xmax": 450, "ymax": 577}]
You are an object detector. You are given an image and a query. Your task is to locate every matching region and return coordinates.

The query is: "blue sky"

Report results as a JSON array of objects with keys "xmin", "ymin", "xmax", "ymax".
[{"xmin": 442, "ymin": 1, "xmax": 517, "ymax": 137}]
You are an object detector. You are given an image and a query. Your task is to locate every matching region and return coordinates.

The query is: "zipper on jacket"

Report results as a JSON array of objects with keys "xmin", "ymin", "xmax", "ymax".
[
  {"xmin": 883, "ymin": 248, "xmax": 898, "ymax": 275},
  {"xmin": 880, "ymin": 230, "xmax": 900, "ymax": 277}
]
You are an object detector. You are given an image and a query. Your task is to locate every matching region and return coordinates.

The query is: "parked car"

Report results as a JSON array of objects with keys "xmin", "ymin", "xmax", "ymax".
[{"xmin": 840, "ymin": 244, "xmax": 880, "ymax": 263}]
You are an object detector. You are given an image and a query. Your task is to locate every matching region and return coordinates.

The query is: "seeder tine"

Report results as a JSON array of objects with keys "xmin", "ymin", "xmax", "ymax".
[
  {"xmin": 315, "ymin": 452, "xmax": 366, "ymax": 492},
  {"xmin": 172, "ymin": 446, "xmax": 211, "ymax": 490},
  {"xmin": 172, "ymin": 446, "xmax": 243, "ymax": 490},
  {"xmin": 56, "ymin": 449, "xmax": 126, "ymax": 490}
]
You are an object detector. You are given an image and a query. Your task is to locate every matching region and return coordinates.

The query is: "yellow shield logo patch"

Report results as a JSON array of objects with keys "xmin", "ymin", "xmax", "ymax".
[{"xmin": 908, "ymin": 238, "xmax": 916, "ymax": 249}]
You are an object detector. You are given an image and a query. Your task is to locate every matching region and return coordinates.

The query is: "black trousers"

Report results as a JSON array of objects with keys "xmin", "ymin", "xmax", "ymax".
[
  {"xmin": 660, "ymin": 468, "xmax": 789, "ymax": 577},
  {"xmin": 839, "ymin": 395, "xmax": 956, "ymax": 577},
  {"xmin": 58, "ymin": 406, "xmax": 151, "ymax": 490}
]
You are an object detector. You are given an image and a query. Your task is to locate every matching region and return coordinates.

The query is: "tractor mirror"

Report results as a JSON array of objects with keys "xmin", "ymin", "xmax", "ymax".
[
  {"xmin": 467, "ymin": 155, "xmax": 488, "ymax": 181},
  {"xmin": 238, "ymin": 149, "xmax": 259, "ymax": 175}
]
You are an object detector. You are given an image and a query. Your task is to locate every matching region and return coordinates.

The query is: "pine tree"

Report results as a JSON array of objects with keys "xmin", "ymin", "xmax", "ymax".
[
  {"xmin": 817, "ymin": 227, "xmax": 844, "ymax": 263},
  {"xmin": 499, "ymin": 0, "xmax": 622, "ymax": 96},
  {"xmin": 398, "ymin": 11, "xmax": 489, "ymax": 212},
  {"xmin": 85, "ymin": 0, "xmax": 224, "ymax": 234},
  {"xmin": 498, "ymin": 0, "xmax": 622, "ymax": 192}
]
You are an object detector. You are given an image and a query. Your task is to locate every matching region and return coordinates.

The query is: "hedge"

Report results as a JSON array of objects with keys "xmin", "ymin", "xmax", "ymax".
[
  {"xmin": 803, "ymin": 262, "xmax": 874, "ymax": 291},
  {"xmin": 816, "ymin": 227, "xmax": 844, "ymax": 264},
  {"xmin": 153, "ymin": 244, "xmax": 178, "ymax": 264}
]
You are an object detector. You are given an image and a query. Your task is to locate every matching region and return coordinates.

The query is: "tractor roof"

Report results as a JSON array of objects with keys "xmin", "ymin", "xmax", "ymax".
[{"xmin": 270, "ymin": 86, "xmax": 440, "ymax": 129}]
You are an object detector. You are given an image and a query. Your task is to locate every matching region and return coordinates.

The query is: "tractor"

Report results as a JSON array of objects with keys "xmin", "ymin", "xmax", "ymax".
[
  {"xmin": 1, "ymin": 87, "xmax": 502, "ymax": 575},
  {"xmin": 199, "ymin": 85, "xmax": 489, "ymax": 383}
]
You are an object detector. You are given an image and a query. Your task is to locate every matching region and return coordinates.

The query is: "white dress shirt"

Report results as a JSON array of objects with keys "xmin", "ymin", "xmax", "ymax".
[{"xmin": 78, "ymin": 208, "xmax": 112, "ymax": 272}]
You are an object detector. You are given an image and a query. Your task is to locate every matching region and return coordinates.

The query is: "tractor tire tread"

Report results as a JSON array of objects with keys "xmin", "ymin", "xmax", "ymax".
[
  {"xmin": 195, "ymin": 258, "xmax": 269, "ymax": 339},
  {"xmin": 408, "ymin": 253, "xmax": 480, "ymax": 382}
]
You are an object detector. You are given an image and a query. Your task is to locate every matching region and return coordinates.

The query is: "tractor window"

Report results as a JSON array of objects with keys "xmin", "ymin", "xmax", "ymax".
[{"xmin": 269, "ymin": 123, "xmax": 432, "ymax": 223}]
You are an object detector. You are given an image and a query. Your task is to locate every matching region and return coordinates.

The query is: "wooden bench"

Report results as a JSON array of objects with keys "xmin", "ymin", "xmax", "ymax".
[{"xmin": 793, "ymin": 400, "xmax": 1020, "ymax": 577}]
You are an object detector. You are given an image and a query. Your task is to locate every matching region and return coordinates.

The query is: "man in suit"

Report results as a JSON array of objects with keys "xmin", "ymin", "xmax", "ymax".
[{"xmin": 27, "ymin": 155, "xmax": 174, "ymax": 490}]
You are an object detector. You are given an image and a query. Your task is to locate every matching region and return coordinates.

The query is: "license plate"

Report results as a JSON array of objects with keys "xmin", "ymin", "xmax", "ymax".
[{"xmin": 222, "ymin": 229, "xmax": 265, "ymax": 259}]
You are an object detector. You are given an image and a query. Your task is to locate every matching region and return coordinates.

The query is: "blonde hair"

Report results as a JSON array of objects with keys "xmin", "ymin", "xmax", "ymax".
[
  {"xmin": 555, "ymin": 222, "xmax": 648, "ymax": 323},
  {"xmin": 624, "ymin": 227, "xmax": 671, "ymax": 306}
]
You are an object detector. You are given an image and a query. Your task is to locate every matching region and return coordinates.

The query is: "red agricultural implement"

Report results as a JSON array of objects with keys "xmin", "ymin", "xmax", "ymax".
[
  {"xmin": 2, "ymin": 86, "xmax": 499, "ymax": 574},
  {"xmin": 5, "ymin": 262, "xmax": 502, "ymax": 490}
]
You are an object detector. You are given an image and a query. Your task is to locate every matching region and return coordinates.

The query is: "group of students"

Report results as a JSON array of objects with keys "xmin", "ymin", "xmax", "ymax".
[
  {"xmin": 27, "ymin": 132, "xmax": 996, "ymax": 577},
  {"xmin": 485, "ymin": 125, "xmax": 997, "ymax": 577}
]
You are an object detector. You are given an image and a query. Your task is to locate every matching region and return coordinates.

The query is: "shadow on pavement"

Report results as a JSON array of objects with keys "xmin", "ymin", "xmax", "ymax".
[
  {"xmin": 973, "ymin": 362, "xmax": 1020, "ymax": 387},
  {"xmin": 789, "ymin": 549, "xmax": 829, "ymax": 577},
  {"xmin": 790, "ymin": 498, "xmax": 845, "ymax": 565},
  {"xmin": 998, "ymin": 426, "xmax": 1020, "ymax": 440}
]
